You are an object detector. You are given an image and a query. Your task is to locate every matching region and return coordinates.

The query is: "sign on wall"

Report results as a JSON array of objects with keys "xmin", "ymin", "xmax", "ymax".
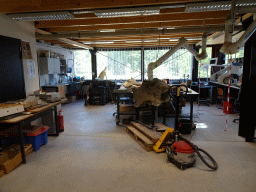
[{"xmin": 27, "ymin": 60, "xmax": 36, "ymax": 78}]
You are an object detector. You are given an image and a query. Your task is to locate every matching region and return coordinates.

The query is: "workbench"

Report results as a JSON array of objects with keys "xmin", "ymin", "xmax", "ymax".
[
  {"xmin": 0, "ymin": 99, "xmax": 67, "ymax": 164},
  {"xmin": 113, "ymin": 88, "xmax": 198, "ymax": 131},
  {"xmin": 112, "ymin": 89, "xmax": 134, "ymax": 125},
  {"xmin": 208, "ymin": 81, "xmax": 240, "ymax": 100}
]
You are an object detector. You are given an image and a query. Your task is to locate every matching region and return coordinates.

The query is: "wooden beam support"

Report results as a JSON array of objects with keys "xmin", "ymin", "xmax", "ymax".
[
  {"xmin": 47, "ymin": 19, "xmax": 225, "ymax": 33},
  {"xmin": 36, "ymin": 11, "xmax": 228, "ymax": 28},
  {"xmin": 36, "ymin": 28, "xmax": 93, "ymax": 49},
  {"xmin": 0, "ymin": 0, "xmax": 212, "ymax": 13}
]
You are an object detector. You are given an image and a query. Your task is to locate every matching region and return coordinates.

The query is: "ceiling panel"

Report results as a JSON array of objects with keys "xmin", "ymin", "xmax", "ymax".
[{"xmin": 3, "ymin": 0, "xmax": 247, "ymax": 49}]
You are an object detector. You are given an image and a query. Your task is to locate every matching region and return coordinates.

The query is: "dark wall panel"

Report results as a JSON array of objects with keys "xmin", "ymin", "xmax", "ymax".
[{"xmin": 0, "ymin": 35, "xmax": 25, "ymax": 103}]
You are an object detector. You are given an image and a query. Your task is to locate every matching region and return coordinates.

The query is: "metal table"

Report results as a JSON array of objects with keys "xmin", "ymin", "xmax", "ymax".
[
  {"xmin": 0, "ymin": 99, "xmax": 67, "ymax": 164},
  {"xmin": 112, "ymin": 89, "xmax": 135, "ymax": 125}
]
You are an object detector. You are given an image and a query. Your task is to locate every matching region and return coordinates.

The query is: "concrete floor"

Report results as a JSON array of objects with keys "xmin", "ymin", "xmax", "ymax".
[{"xmin": 1, "ymin": 100, "xmax": 256, "ymax": 192}]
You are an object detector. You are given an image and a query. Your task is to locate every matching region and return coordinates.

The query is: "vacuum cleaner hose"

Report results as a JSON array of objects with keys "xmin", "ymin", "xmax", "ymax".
[{"xmin": 179, "ymin": 135, "xmax": 218, "ymax": 170}]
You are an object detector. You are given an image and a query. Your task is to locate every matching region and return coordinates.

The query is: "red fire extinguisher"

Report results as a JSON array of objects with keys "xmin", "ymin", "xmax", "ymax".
[{"xmin": 58, "ymin": 109, "xmax": 64, "ymax": 132}]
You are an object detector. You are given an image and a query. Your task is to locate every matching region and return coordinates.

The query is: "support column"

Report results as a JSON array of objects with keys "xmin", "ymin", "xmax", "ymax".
[
  {"xmin": 192, "ymin": 45, "xmax": 199, "ymax": 82},
  {"xmin": 141, "ymin": 47, "xmax": 145, "ymax": 81},
  {"xmin": 239, "ymin": 31, "xmax": 256, "ymax": 142},
  {"xmin": 90, "ymin": 48, "xmax": 97, "ymax": 80}
]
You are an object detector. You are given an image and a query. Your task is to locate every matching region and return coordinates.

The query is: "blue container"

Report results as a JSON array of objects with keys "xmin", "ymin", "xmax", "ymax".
[
  {"xmin": 0, "ymin": 130, "xmax": 49, "ymax": 151},
  {"xmin": 23, "ymin": 130, "xmax": 49, "ymax": 151}
]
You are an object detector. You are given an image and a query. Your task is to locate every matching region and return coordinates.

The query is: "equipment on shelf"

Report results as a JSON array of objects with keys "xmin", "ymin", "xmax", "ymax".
[
  {"xmin": 210, "ymin": 60, "xmax": 243, "ymax": 85},
  {"xmin": 153, "ymin": 85, "xmax": 218, "ymax": 171}
]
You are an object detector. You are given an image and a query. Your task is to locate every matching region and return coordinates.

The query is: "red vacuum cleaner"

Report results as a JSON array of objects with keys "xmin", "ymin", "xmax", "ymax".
[{"xmin": 166, "ymin": 85, "xmax": 218, "ymax": 170}]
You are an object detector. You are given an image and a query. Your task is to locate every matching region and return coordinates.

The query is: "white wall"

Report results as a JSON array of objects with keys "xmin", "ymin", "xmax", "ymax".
[
  {"xmin": 36, "ymin": 42, "xmax": 74, "ymax": 85},
  {"xmin": 0, "ymin": 14, "xmax": 39, "ymax": 96},
  {"xmin": 36, "ymin": 42, "xmax": 74, "ymax": 67}
]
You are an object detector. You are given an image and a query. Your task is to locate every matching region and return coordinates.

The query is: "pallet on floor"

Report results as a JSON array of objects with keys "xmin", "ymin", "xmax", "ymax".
[
  {"xmin": 130, "ymin": 121, "xmax": 161, "ymax": 143},
  {"xmin": 126, "ymin": 125, "xmax": 154, "ymax": 152}
]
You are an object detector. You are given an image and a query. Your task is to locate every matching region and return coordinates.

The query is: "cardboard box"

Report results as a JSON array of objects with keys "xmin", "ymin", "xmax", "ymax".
[
  {"xmin": 119, "ymin": 105, "xmax": 135, "ymax": 113},
  {"xmin": 68, "ymin": 96, "xmax": 76, "ymax": 103},
  {"xmin": 0, "ymin": 144, "xmax": 32, "ymax": 174},
  {"xmin": 0, "ymin": 170, "xmax": 4, "ymax": 178}
]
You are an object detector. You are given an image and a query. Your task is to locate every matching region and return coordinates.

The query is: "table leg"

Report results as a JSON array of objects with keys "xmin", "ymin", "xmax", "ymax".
[
  {"xmin": 54, "ymin": 106, "xmax": 59, "ymax": 136},
  {"xmin": 48, "ymin": 107, "xmax": 59, "ymax": 137},
  {"xmin": 18, "ymin": 124, "xmax": 26, "ymax": 164},
  {"xmin": 190, "ymin": 95, "xmax": 194, "ymax": 130},
  {"xmin": 116, "ymin": 95, "xmax": 120, "ymax": 120}
]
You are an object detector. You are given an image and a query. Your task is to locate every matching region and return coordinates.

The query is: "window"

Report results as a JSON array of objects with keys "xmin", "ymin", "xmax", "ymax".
[
  {"xmin": 198, "ymin": 47, "xmax": 212, "ymax": 78},
  {"xmin": 144, "ymin": 48, "xmax": 192, "ymax": 80},
  {"xmin": 74, "ymin": 50, "xmax": 92, "ymax": 79},
  {"xmin": 97, "ymin": 49, "xmax": 141, "ymax": 80},
  {"xmin": 230, "ymin": 47, "xmax": 244, "ymax": 59}
]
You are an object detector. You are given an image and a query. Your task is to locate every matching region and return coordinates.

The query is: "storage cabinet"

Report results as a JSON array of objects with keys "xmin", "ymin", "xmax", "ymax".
[
  {"xmin": 39, "ymin": 57, "xmax": 60, "ymax": 74},
  {"xmin": 60, "ymin": 59, "xmax": 67, "ymax": 74}
]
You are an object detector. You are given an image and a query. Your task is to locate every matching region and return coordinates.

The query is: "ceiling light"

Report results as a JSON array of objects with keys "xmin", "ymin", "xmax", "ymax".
[
  {"xmin": 160, "ymin": 5, "xmax": 186, "ymax": 9},
  {"xmin": 72, "ymin": 10, "xmax": 94, "ymax": 14},
  {"xmin": 169, "ymin": 39, "xmax": 179, "ymax": 41},
  {"xmin": 185, "ymin": 0, "xmax": 256, "ymax": 12},
  {"xmin": 8, "ymin": 11, "xmax": 74, "ymax": 21},
  {"xmin": 84, "ymin": 41, "xmax": 114, "ymax": 44},
  {"xmin": 99, "ymin": 30, "xmax": 116, "ymax": 32},
  {"xmin": 94, "ymin": 7, "xmax": 160, "ymax": 18},
  {"xmin": 126, "ymin": 40, "xmax": 157, "ymax": 43}
]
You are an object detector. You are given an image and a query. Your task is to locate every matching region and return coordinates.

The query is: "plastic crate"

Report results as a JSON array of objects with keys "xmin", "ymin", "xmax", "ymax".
[
  {"xmin": 0, "ymin": 125, "xmax": 49, "ymax": 151},
  {"xmin": 178, "ymin": 119, "xmax": 192, "ymax": 134},
  {"xmin": 89, "ymin": 87, "xmax": 109, "ymax": 96},
  {"xmin": 92, "ymin": 80, "xmax": 108, "ymax": 87}
]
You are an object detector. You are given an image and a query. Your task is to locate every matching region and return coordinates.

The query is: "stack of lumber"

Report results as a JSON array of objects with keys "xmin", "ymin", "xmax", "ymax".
[{"xmin": 126, "ymin": 121, "xmax": 168, "ymax": 151}]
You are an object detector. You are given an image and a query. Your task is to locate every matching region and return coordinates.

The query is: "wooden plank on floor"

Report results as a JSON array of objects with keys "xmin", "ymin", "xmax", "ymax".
[
  {"xmin": 131, "ymin": 121, "xmax": 161, "ymax": 143},
  {"xmin": 126, "ymin": 125, "xmax": 154, "ymax": 151},
  {"xmin": 155, "ymin": 123, "xmax": 170, "ymax": 132}
]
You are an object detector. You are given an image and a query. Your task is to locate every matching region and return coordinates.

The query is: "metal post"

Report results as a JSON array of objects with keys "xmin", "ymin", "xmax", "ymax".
[
  {"xmin": 18, "ymin": 124, "xmax": 26, "ymax": 164},
  {"xmin": 192, "ymin": 45, "xmax": 199, "ymax": 82},
  {"xmin": 141, "ymin": 46, "xmax": 145, "ymax": 81},
  {"xmin": 90, "ymin": 48, "xmax": 97, "ymax": 80},
  {"xmin": 175, "ymin": 87, "xmax": 180, "ymax": 132}
]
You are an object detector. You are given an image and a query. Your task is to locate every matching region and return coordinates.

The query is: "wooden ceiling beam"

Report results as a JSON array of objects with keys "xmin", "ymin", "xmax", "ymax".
[
  {"xmin": 36, "ymin": 28, "xmax": 93, "ymax": 49},
  {"xmin": 75, "ymin": 35, "xmax": 204, "ymax": 42},
  {"xmin": 0, "ymin": 0, "xmax": 212, "ymax": 13},
  {"xmin": 36, "ymin": 11, "xmax": 228, "ymax": 28},
  {"xmin": 47, "ymin": 19, "xmax": 225, "ymax": 33}
]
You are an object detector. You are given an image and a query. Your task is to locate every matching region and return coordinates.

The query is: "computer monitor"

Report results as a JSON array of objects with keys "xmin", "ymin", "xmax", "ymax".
[{"xmin": 209, "ymin": 58, "xmax": 218, "ymax": 65}]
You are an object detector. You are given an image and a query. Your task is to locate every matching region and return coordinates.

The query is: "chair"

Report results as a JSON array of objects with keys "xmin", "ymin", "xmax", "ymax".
[{"xmin": 217, "ymin": 88, "xmax": 223, "ymax": 105}]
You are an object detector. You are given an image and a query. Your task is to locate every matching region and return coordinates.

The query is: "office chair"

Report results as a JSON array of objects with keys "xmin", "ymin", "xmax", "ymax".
[{"xmin": 217, "ymin": 88, "xmax": 224, "ymax": 105}]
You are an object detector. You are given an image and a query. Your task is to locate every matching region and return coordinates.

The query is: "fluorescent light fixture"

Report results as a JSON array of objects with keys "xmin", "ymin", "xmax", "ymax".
[
  {"xmin": 72, "ymin": 10, "xmax": 94, "ymax": 14},
  {"xmin": 169, "ymin": 39, "xmax": 179, "ymax": 41},
  {"xmin": 126, "ymin": 40, "xmax": 157, "ymax": 43},
  {"xmin": 169, "ymin": 38, "xmax": 201, "ymax": 41},
  {"xmin": 84, "ymin": 41, "xmax": 114, "ymax": 44},
  {"xmin": 185, "ymin": 0, "xmax": 256, "ymax": 12},
  {"xmin": 160, "ymin": 5, "xmax": 186, "ymax": 9},
  {"xmin": 99, "ymin": 30, "xmax": 116, "ymax": 32},
  {"xmin": 94, "ymin": 7, "xmax": 160, "ymax": 18},
  {"xmin": 8, "ymin": 11, "xmax": 74, "ymax": 21}
]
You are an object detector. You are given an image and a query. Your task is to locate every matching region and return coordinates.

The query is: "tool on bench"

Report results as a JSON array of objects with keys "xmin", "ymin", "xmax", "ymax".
[{"xmin": 153, "ymin": 85, "xmax": 218, "ymax": 171}]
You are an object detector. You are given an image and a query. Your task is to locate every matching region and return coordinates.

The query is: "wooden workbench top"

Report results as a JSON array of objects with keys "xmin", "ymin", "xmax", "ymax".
[{"xmin": 0, "ymin": 98, "xmax": 67, "ymax": 124}]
